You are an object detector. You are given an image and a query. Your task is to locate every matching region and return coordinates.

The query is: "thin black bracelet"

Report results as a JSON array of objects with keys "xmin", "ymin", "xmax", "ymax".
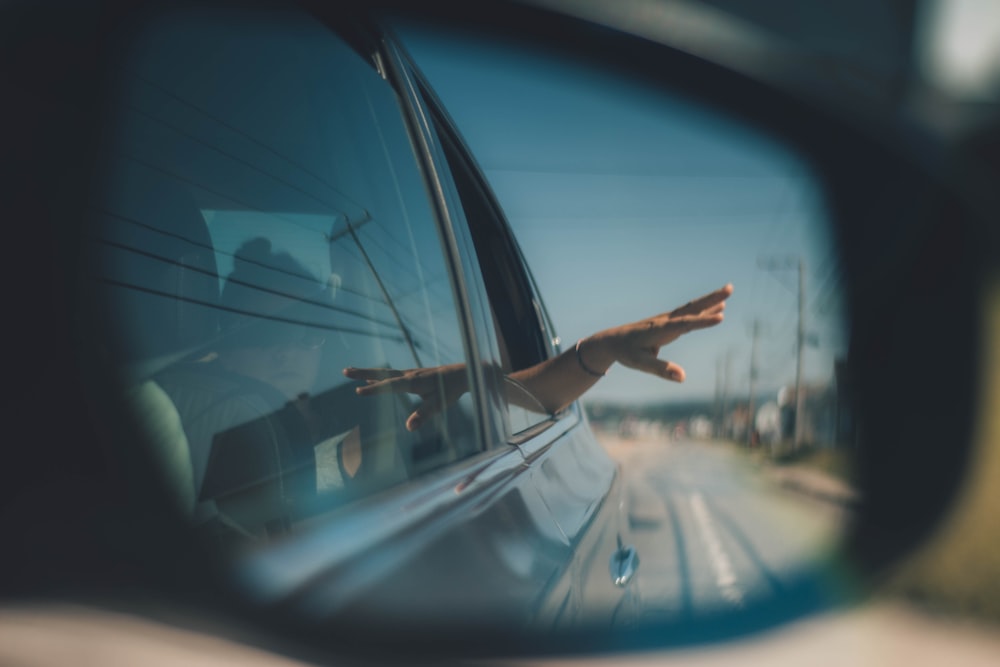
[{"xmin": 575, "ymin": 339, "xmax": 606, "ymax": 377}]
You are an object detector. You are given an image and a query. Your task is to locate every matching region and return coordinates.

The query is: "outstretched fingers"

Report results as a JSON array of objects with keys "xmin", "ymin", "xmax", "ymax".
[
  {"xmin": 660, "ymin": 311, "xmax": 725, "ymax": 339},
  {"xmin": 406, "ymin": 395, "xmax": 442, "ymax": 431},
  {"xmin": 354, "ymin": 381, "xmax": 404, "ymax": 396},
  {"xmin": 343, "ymin": 367, "xmax": 403, "ymax": 382},
  {"xmin": 683, "ymin": 311, "xmax": 726, "ymax": 330},
  {"xmin": 627, "ymin": 354, "xmax": 686, "ymax": 382},
  {"xmin": 344, "ymin": 367, "xmax": 412, "ymax": 396},
  {"xmin": 702, "ymin": 301, "xmax": 727, "ymax": 317},
  {"xmin": 670, "ymin": 283, "xmax": 733, "ymax": 317}
]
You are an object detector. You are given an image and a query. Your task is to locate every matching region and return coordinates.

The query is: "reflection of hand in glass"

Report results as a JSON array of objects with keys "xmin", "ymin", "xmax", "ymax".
[
  {"xmin": 345, "ymin": 284, "xmax": 732, "ymax": 431},
  {"xmin": 343, "ymin": 364, "xmax": 468, "ymax": 432}
]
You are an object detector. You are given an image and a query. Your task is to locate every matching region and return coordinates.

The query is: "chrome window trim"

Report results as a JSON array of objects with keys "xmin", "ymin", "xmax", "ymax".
[
  {"xmin": 384, "ymin": 31, "xmax": 583, "ymax": 459},
  {"xmin": 396, "ymin": 57, "xmax": 564, "ymax": 445},
  {"xmin": 384, "ymin": 36, "xmax": 530, "ymax": 448},
  {"xmin": 509, "ymin": 403, "xmax": 581, "ymax": 457},
  {"xmin": 376, "ymin": 34, "xmax": 497, "ymax": 458}
]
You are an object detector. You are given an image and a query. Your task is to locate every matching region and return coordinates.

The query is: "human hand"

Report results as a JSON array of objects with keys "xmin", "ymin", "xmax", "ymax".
[
  {"xmin": 343, "ymin": 363, "xmax": 468, "ymax": 431},
  {"xmin": 581, "ymin": 284, "xmax": 733, "ymax": 382}
]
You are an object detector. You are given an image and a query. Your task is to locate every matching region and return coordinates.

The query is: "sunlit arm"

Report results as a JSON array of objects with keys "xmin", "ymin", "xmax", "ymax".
[
  {"xmin": 345, "ymin": 284, "xmax": 732, "ymax": 430},
  {"xmin": 510, "ymin": 284, "xmax": 732, "ymax": 413}
]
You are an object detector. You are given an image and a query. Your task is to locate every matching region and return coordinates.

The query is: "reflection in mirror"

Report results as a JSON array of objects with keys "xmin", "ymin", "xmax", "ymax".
[
  {"xmin": 401, "ymin": 24, "xmax": 853, "ymax": 623},
  {"xmin": 86, "ymin": 4, "xmax": 853, "ymax": 643}
]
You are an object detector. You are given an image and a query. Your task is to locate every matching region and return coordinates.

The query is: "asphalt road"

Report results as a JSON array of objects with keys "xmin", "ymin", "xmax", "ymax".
[{"xmin": 598, "ymin": 433, "xmax": 847, "ymax": 623}]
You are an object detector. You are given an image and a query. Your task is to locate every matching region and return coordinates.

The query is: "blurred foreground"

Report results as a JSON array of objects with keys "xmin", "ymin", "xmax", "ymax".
[{"xmin": 1, "ymin": 430, "xmax": 998, "ymax": 666}]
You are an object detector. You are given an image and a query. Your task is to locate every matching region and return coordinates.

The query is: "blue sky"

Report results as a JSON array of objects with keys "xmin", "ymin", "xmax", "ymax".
[{"xmin": 396, "ymin": 24, "xmax": 847, "ymax": 405}]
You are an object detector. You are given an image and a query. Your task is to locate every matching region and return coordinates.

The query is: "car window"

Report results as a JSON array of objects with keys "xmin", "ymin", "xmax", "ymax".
[
  {"xmin": 418, "ymin": 94, "xmax": 558, "ymax": 435},
  {"xmin": 90, "ymin": 8, "xmax": 483, "ymax": 538}
]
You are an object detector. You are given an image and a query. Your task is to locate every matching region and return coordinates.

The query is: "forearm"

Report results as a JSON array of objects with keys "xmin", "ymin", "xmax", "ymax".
[{"xmin": 508, "ymin": 335, "xmax": 613, "ymax": 414}]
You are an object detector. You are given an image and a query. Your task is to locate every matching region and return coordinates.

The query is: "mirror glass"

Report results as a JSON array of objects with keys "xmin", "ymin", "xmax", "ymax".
[{"xmin": 85, "ymin": 5, "xmax": 854, "ymax": 642}]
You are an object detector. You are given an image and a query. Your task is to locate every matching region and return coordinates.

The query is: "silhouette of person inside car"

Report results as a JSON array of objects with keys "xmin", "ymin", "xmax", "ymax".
[
  {"xmin": 156, "ymin": 238, "xmax": 362, "ymax": 534},
  {"xmin": 212, "ymin": 237, "xmax": 364, "ymax": 479}
]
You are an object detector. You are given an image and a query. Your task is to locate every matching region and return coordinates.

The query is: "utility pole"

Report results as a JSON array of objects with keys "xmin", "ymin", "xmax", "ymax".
[
  {"xmin": 714, "ymin": 357, "xmax": 723, "ymax": 437},
  {"xmin": 759, "ymin": 256, "xmax": 807, "ymax": 450},
  {"xmin": 794, "ymin": 258, "xmax": 806, "ymax": 450},
  {"xmin": 747, "ymin": 320, "xmax": 762, "ymax": 447},
  {"xmin": 720, "ymin": 349, "xmax": 733, "ymax": 440}
]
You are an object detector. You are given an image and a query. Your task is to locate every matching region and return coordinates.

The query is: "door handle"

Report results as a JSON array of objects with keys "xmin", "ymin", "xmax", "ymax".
[{"xmin": 609, "ymin": 536, "xmax": 640, "ymax": 588}]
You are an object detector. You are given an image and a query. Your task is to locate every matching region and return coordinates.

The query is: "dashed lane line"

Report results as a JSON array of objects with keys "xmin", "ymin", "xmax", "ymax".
[{"xmin": 689, "ymin": 491, "xmax": 744, "ymax": 607}]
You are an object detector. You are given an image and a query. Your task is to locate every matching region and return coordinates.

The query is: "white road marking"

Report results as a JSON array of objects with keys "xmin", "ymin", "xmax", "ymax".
[{"xmin": 689, "ymin": 492, "xmax": 744, "ymax": 607}]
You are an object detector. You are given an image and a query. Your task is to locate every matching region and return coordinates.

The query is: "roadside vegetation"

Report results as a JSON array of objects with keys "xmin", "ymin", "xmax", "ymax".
[{"xmin": 744, "ymin": 441, "xmax": 856, "ymax": 486}]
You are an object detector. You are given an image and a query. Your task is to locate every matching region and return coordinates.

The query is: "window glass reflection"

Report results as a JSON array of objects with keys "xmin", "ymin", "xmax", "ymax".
[{"xmin": 93, "ymin": 9, "xmax": 479, "ymax": 540}]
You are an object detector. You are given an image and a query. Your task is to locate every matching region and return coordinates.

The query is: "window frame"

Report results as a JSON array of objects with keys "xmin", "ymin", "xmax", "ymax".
[
  {"xmin": 376, "ymin": 34, "xmax": 507, "ymax": 452},
  {"xmin": 384, "ymin": 37, "xmax": 583, "ymax": 451}
]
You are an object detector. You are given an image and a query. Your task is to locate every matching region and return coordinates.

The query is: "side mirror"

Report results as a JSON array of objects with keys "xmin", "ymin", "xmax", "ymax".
[{"xmin": 2, "ymin": 0, "xmax": 995, "ymax": 662}]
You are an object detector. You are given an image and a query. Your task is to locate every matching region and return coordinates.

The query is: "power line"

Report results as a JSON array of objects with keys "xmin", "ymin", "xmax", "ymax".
[
  {"xmin": 92, "ymin": 236, "xmax": 399, "ymax": 330},
  {"xmin": 96, "ymin": 208, "xmax": 383, "ymax": 305},
  {"xmin": 97, "ymin": 277, "xmax": 405, "ymax": 343}
]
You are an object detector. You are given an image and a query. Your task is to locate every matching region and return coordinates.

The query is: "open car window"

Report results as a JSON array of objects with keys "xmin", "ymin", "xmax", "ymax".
[{"xmin": 416, "ymin": 86, "xmax": 560, "ymax": 436}]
